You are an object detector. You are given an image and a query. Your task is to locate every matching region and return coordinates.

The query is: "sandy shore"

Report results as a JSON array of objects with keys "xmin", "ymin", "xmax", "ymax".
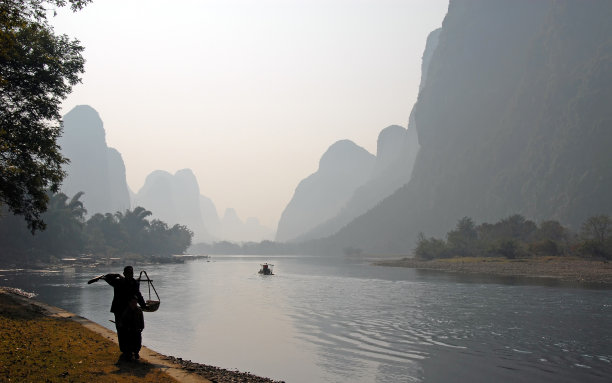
[
  {"xmin": 374, "ymin": 257, "xmax": 612, "ymax": 287},
  {"xmin": 0, "ymin": 288, "xmax": 284, "ymax": 383}
]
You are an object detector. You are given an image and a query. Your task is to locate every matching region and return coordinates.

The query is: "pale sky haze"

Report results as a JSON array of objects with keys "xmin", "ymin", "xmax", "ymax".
[{"xmin": 53, "ymin": 0, "xmax": 449, "ymax": 230}]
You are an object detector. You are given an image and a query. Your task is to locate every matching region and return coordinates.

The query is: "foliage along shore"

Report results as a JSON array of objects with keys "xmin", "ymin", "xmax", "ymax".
[
  {"xmin": 0, "ymin": 288, "xmax": 284, "ymax": 383},
  {"xmin": 372, "ymin": 214, "xmax": 612, "ymax": 287},
  {"xmin": 0, "ymin": 192, "xmax": 194, "ymax": 266},
  {"xmin": 413, "ymin": 214, "xmax": 612, "ymax": 261},
  {"xmin": 375, "ymin": 256, "xmax": 612, "ymax": 287}
]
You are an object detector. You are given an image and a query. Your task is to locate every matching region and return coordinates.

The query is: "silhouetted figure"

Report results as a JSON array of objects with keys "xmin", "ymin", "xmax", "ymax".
[
  {"xmin": 103, "ymin": 266, "xmax": 146, "ymax": 359},
  {"xmin": 121, "ymin": 295, "xmax": 145, "ymax": 360},
  {"xmin": 258, "ymin": 263, "xmax": 274, "ymax": 275}
]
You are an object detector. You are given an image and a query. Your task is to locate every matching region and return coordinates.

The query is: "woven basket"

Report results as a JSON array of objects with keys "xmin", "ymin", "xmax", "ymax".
[{"xmin": 143, "ymin": 300, "xmax": 160, "ymax": 312}]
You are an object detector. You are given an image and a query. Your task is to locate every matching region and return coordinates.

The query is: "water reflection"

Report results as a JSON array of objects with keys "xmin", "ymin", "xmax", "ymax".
[
  {"xmin": 283, "ymin": 273, "xmax": 435, "ymax": 382},
  {"xmin": 1, "ymin": 256, "xmax": 612, "ymax": 383},
  {"xmin": 412, "ymin": 268, "xmax": 609, "ymax": 289},
  {"xmin": 142, "ymin": 259, "xmax": 323, "ymax": 382}
]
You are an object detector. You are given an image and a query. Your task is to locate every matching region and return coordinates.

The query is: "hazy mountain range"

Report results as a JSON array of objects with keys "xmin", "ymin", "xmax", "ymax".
[
  {"xmin": 275, "ymin": 28, "xmax": 437, "ymax": 243},
  {"xmin": 276, "ymin": 124, "xmax": 419, "ymax": 243},
  {"xmin": 60, "ymin": 0, "xmax": 612, "ymax": 255},
  {"xmin": 59, "ymin": 106, "xmax": 273, "ymax": 243},
  {"xmin": 133, "ymin": 169, "xmax": 208, "ymax": 242},
  {"xmin": 132, "ymin": 169, "xmax": 273, "ymax": 243},
  {"xmin": 275, "ymin": 139, "xmax": 376, "ymax": 242},
  {"xmin": 315, "ymin": 0, "xmax": 612, "ymax": 255}
]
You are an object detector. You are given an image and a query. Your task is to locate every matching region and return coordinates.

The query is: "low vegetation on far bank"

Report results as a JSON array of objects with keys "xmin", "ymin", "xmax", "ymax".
[
  {"xmin": 0, "ymin": 192, "xmax": 193, "ymax": 265},
  {"xmin": 415, "ymin": 214, "xmax": 612, "ymax": 261}
]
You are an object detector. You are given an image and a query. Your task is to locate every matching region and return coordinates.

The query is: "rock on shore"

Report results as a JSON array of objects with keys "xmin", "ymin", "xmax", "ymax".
[{"xmin": 165, "ymin": 356, "xmax": 285, "ymax": 383}]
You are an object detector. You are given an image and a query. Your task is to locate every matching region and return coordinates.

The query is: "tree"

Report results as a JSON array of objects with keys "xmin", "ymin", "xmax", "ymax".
[
  {"xmin": 33, "ymin": 191, "xmax": 86, "ymax": 254},
  {"xmin": 478, "ymin": 214, "xmax": 537, "ymax": 244},
  {"xmin": 447, "ymin": 217, "xmax": 478, "ymax": 256},
  {"xmin": 581, "ymin": 215, "xmax": 612, "ymax": 245},
  {"xmin": 85, "ymin": 212, "xmax": 125, "ymax": 255},
  {"xmin": 146, "ymin": 219, "xmax": 170, "ymax": 255},
  {"xmin": 167, "ymin": 223, "xmax": 193, "ymax": 254},
  {"xmin": 118, "ymin": 207, "xmax": 152, "ymax": 236},
  {"xmin": 0, "ymin": 191, "xmax": 86, "ymax": 260},
  {"xmin": 0, "ymin": 0, "xmax": 90, "ymax": 232},
  {"xmin": 414, "ymin": 232, "xmax": 448, "ymax": 260},
  {"xmin": 580, "ymin": 215, "xmax": 612, "ymax": 259},
  {"xmin": 535, "ymin": 220, "xmax": 569, "ymax": 243},
  {"xmin": 492, "ymin": 239, "xmax": 522, "ymax": 259},
  {"xmin": 117, "ymin": 206, "xmax": 152, "ymax": 253},
  {"xmin": 530, "ymin": 220, "xmax": 569, "ymax": 256}
]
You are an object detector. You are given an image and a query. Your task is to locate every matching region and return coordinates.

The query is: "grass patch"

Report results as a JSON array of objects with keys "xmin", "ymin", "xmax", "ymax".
[{"xmin": 0, "ymin": 293, "xmax": 178, "ymax": 383}]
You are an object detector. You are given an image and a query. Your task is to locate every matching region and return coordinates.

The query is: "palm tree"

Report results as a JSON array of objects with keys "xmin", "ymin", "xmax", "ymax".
[
  {"xmin": 85, "ymin": 212, "xmax": 126, "ymax": 255},
  {"xmin": 117, "ymin": 206, "xmax": 153, "ymax": 253},
  {"xmin": 35, "ymin": 191, "xmax": 87, "ymax": 255}
]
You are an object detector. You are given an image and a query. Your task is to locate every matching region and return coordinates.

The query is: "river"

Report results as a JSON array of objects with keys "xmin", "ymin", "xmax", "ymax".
[{"xmin": 2, "ymin": 255, "xmax": 611, "ymax": 382}]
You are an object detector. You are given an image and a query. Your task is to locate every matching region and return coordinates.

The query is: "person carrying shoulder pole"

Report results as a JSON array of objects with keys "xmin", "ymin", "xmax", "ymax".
[{"xmin": 94, "ymin": 265, "xmax": 146, "ymax": 360}]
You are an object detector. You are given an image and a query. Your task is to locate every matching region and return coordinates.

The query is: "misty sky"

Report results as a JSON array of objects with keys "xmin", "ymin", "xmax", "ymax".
[{"xmin": 53, "ymin": 0, "xmax": 448, "ymax": 230}]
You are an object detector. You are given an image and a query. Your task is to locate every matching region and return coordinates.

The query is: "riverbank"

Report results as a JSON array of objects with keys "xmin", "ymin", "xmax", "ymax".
[
  {"xmin": 374, "ymin": 256, "xmax": 612, "ymax": 287},
  {"xmin": 0, "ymin": 288, "xmax": 283, "ymax": 383}
]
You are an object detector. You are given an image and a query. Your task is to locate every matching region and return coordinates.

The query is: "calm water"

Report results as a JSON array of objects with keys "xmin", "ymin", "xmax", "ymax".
[{"xmin": 2, "ymin": 255, "xmax": 612, "ymax": 382}]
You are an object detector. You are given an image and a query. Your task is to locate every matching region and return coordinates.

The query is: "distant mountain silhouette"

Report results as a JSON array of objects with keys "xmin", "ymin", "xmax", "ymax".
[
  {"xmin": 59, "ymin": 106, "xmax": 272, "ymax": 243},
  {"xmin": 59, "ymin": 105, "xmax": 130, "ymax": 215},
  {"xmin": 221, "ymin": 208, "xmax": 243, "ymax": 236},
  {"xmin": 128, "ymin": 186, "xmax": 136, "ymax": 209},
  {"xmin": 275, "ymin": 140, "xmax": 375, "ymax": 242},
  {"xmin": 324, "ymin": 0, "xmax": 612, "ymax": 255},
  {"xmin": 199, "ymin": 194, "xmax": 221, "ymax": 237},
  {"xmin": 134, "ymin": 169, "xmax": 210, "ymax": 242},
  {"xmin": 214, "ymin": 208, "xmax": 273, "ymax": 243},
  {"xmin": 287, "ymin": 30, "xmax": 440, "ymax": 243},
  {"xmin": 134, "ymin": 169, "xmax": 272, "ymax": 244},
  {"xmin": 294, "ymin": 124, "xmax": 418, "ymax": 242},
  {"xmin": 419, "ymin": 28, "xmax": 441, "ymax": 92}
]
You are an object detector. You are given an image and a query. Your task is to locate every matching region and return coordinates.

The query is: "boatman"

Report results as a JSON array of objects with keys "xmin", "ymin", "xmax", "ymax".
[{"xmin": 102, "ymin": 266, "xmax": 146, "ymax": 360}]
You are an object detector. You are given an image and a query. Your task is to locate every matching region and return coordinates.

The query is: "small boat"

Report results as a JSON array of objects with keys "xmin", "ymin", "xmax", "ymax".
[{"xmin": 259, "ymin": 263, "xmax": 274, "ymax": 275}]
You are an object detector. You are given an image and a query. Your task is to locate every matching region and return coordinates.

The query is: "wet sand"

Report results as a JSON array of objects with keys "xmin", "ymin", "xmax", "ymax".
[
  {"xmin": 0, "ymin": 288, "xmax": 284, "ymax": 383},
  {"xmin": 374, "ymin": 257, "xmax": 612, "ymax": 287}
]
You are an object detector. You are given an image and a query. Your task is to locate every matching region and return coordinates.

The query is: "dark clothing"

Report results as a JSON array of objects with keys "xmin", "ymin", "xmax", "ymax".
[
  {"xmin": 104, "ymin": 274, "xmax": 146, "ymax": 353},
  {"xmin": 104, "ymin": 274, "xmax": 146, "ymax": 314},
  {"xmin": 112, "ymin": 312, "xmax": 128, "ymax": 353},
  {"xmin": 121, "ymin": 306, "xmax": 144, "ymax": 355}
]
